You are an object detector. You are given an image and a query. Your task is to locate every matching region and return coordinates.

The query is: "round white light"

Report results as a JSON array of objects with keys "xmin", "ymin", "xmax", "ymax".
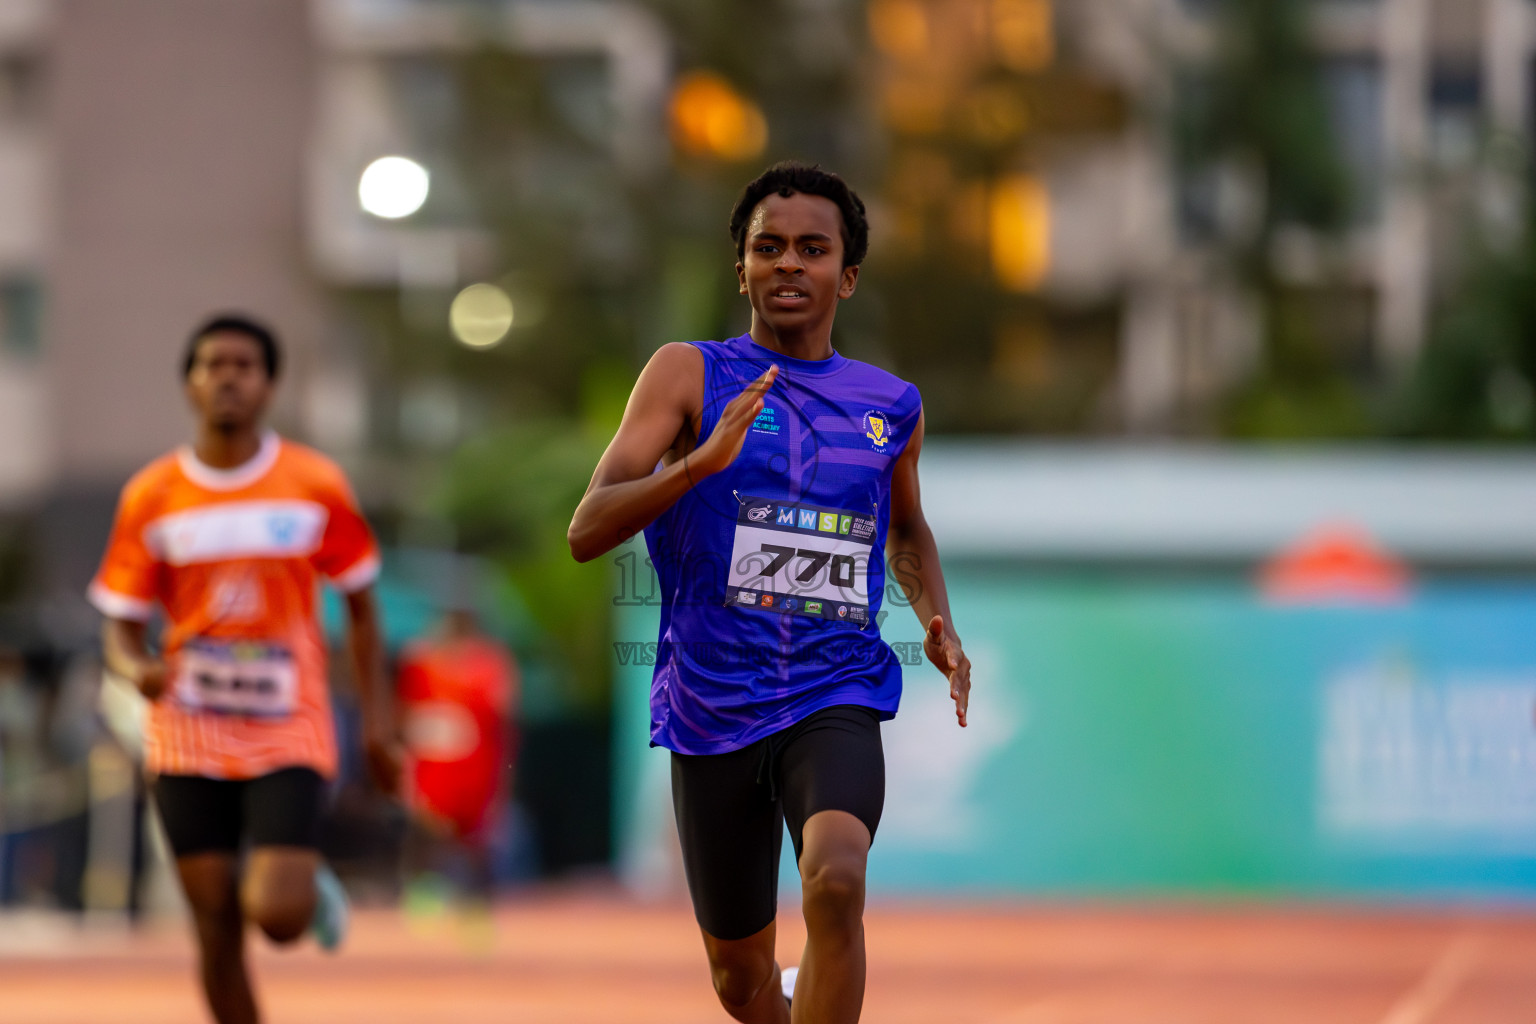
[
  {"xmin": 358, "ymin": 156, "xmax": 430, "ymax": 219},
  {"xmin": 450, "ymin": 283, "xmax": 515, "ymax": 349}
]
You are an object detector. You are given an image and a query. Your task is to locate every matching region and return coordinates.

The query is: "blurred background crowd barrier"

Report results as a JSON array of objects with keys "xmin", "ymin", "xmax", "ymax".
[{"xmin": 1, "ymin": 0, "xmax": 1535, "ymax": 916}]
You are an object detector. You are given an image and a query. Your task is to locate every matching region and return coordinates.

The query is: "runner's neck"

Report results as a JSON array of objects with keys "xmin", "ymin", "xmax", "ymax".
[
  {"xmin": 194, "ymin": 426, "xmax": 266, "ymax": 470},
  {"xmin": 180, "ymin": 430, "xmax": 281, "ymax": 491},
  {"xmin": 747, "ymin": 317, "xmax": 836, "ymax": 363}
]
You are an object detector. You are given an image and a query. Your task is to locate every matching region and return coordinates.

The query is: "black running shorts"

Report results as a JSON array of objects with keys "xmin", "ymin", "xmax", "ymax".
[
  {"xmin": 670, "ymin": 704, "xmax": 885, "ymax": 941},
  {"xmin": 152, "ymin": 767, "xmax": 327, "ymax": 858}
]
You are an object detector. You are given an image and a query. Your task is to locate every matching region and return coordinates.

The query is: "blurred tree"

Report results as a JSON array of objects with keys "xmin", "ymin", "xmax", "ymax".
[
  {"xmin": 1390, "ymin": 151, "xmax": 1536, "ymax": 441},
  {"xmin": 1175, "ymin": 0, "xmax": 1368, "ymax": 438}
]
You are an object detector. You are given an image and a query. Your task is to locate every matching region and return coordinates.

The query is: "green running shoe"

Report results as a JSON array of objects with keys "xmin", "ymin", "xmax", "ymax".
[{"xmin": 310, "ymin": 863, "xmax": 350, "ymax": 953}]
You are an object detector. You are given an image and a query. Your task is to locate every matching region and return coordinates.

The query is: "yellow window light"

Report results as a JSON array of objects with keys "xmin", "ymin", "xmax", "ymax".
[
  {"xmin": 869, "ymin": 0, "xmax": 929, "ymax": 60},
  {"xmin": 669, "ymin": 72, "xmax": 768, "ymax": 162},
  {"xmin": 990, "ymin": 175, "xmax": 1051, "ymax": 291},
  {"xmin": 993, "ymin": 0, "xmax": 1053, "ymax": 73}
]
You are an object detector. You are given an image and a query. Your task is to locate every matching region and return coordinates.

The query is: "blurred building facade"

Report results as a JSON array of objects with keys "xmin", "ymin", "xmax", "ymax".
[
  {"xmin": 0, "ymin": 0, "xmax": 1533, "ymax": 515},
  {"xmin": 0, "ymin": 0, "xmax": 1530, "ymax": 631},
  {"xmin": 864, "ymin": 0, "xmax": 1536, "ymax": 433}
]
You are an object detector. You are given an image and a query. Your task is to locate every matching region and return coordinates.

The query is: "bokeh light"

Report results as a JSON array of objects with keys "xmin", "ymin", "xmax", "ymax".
[
  {"xmin": 990, "ymin": 174, "xmax": 1050, "ymax": 291},
  {"xmin": 669, "ymin": 72, "xmax": 768, "ymax": 162},
  {"xmin": 449, "ymin": 283, "xmax": 514, "ymax": 349},
  {"xmin": 358, "ymin": 155, "xmax": 430, "ymax": 219}
]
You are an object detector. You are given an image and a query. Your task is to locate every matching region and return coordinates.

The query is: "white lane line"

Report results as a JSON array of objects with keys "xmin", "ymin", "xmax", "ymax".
[{"xmin": 1376, "ymin": 934, "xmax": 1484, "ymax": 1024}]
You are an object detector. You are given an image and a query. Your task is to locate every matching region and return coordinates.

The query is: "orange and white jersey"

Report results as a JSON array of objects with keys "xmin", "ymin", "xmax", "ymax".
[{"xmin": 89, "ymin": 432, "xmax": 380, "ymax": 781}]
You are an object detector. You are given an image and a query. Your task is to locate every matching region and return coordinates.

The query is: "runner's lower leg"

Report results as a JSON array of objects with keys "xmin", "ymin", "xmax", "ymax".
[{"xmin": 794, "ymin": 810, "xmax": 871, "ymax": 1024}]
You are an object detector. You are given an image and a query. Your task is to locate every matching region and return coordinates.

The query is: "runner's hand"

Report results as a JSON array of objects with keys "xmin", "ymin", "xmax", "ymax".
[
  {"xmin": 133, "ymin": 658, "xmax": 171, "ymax": 701},
  {"xmin": 924, "ymin": 615, "xmax": 970, "ymax": 728},
  {"xmin": 363, "ymin": 731, "xmax": 404, "ymax": 796},
  {"xmin": 688, "ymin": 365, "xmax": 779, "ymax": 479}
]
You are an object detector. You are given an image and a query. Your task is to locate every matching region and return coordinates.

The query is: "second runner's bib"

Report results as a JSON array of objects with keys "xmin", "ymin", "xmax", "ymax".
[{"xmin": 174, "ymin": 638, "xmax": 298, "ymax": 718}]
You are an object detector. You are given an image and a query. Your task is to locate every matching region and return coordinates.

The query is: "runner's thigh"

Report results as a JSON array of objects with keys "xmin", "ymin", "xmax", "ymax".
[
  {"xmin": 671, "ymin": 743, "xmax": 783, "ymax": 941},
  {"xmin": 242, "ymin": 766, "xmax": 326, "ymax": 850},
  {"xmin": 777, "ymin": 705, "xmax": 885, "ymax": 863},
  {"xmin": 152, "ymin": 774, "xmax": 244, "ymax": 858}
]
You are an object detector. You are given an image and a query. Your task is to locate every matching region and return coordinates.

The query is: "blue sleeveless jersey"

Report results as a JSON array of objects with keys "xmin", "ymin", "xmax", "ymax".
[{"xmin": 644, "ymin": 334, "xmax": 923, "ymax": 755}]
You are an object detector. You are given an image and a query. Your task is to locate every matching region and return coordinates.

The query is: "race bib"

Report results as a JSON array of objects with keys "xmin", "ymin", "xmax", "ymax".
[
  {"xmin": 725, "ymin": 495, "xmax": 876, "ymax": 624},
  {"xmin": 174, "ymin": 639, "xmax": 298, "ymax": 718}
]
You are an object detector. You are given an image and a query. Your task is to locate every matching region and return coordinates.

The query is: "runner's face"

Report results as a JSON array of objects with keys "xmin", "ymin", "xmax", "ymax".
[
  {"xmin": 185, "ymin": 333, "xmax": 273, "ymax": 432},
  {"xmin": 737, "ymin": 192, "xmax": 859, "ymax": 332}
]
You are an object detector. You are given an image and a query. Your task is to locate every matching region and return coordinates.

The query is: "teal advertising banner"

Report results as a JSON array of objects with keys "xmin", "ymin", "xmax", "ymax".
[{"xmin": 613, "ymin": 545, "xmax": 1536, "ymax": 898}]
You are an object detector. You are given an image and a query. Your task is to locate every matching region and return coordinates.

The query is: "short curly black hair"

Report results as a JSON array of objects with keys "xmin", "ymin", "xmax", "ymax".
[
  {"xmin": 182, "ymin": 313, "xmax": 281, "ymax": 379},
  {"xmin": 729, "ymin": 161, "xmax": 869, "ymax": 268}
]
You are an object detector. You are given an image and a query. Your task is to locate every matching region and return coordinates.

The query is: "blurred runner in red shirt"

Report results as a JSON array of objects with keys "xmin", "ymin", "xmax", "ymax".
[{"xmin": 397, "ymin": 608, "xmax": 518, "ymax": 924}]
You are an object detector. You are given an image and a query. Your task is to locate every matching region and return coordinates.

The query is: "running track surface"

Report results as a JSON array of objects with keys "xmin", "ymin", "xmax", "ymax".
[{"xmin": 2, "ymin": 890, "xmax": 1533, "ymax": 1023}]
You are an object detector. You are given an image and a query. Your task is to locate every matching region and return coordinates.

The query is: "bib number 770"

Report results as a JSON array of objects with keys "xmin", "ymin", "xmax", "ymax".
[
  {"xmin": 757, "ymin": 544, "xmax": 858, "ymax": 589},
  {"xmin": 725, "ymin": 496, "xmax": 874, "ymax": 620}
]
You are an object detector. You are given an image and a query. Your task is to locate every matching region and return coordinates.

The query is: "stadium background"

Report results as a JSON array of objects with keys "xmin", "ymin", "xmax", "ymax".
[{"xmin": 1, "ymin": 0, "xmax": 1534, "ymax": 1020}]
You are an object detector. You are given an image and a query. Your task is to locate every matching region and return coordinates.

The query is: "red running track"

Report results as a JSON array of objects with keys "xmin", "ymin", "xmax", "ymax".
[{"xmin": 1, "ymin": 889, "xmax": 1533, "ymax": 1023}]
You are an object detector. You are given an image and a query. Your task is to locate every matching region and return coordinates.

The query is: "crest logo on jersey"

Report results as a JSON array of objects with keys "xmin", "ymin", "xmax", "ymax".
[
  {"xmin": 268, "ymin": 515, "xmax": 299, "ymax": 545},
  {"xmin": 862, "ymin": 410, "xmax": 893, "ymax": 451}
]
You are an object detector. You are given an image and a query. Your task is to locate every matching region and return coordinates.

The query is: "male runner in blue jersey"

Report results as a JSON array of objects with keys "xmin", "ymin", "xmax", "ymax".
[{"xmin": 569, "ymin": 162, "xmax": 970, "ymax": 1024}]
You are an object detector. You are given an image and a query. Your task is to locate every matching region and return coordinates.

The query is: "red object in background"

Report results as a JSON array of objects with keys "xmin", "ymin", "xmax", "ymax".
[
  {"xmin": 1259, "ymin": 523, "xmax": 1412, "ymax": 604},
  {"xmin": 398, "ymin": 635, "xmax": 518, "ymax": 840}
]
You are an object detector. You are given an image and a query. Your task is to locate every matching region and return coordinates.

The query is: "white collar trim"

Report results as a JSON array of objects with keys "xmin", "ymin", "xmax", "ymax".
[{"xmin": 178, "ymin": 431, "xmax": 282, "ymax": 491}]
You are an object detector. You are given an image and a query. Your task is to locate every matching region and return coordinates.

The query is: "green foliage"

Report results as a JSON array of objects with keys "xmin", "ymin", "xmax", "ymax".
[
  {"xmin": 432, "ymin": 419, "xmax": 613, "ymax": 712},
  {"xmin": 1391, "ymin": 184, "xmax": 1536, "ymax": 440},
  {"xmin": 1205, "ymin": 0, "xmax": 1351, "ymax": 231},
  {"xmin": 1176, "ymin": 0, "xmax": 1365, "ymax": 437}
]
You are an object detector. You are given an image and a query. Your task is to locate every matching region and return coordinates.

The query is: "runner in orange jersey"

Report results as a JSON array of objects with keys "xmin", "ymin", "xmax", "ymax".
[{"xmin": 90, "ymin": 314, "xmax": 401, "ymax": 1024}]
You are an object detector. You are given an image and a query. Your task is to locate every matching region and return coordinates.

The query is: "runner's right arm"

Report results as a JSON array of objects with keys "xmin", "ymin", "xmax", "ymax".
[
  {"xmin": 102, "ymin": 618, "xmax": 169, "ymax": 700},
  {"xmin": 568, "ymin": 344, "xmax": 778, "ymax": 563}
]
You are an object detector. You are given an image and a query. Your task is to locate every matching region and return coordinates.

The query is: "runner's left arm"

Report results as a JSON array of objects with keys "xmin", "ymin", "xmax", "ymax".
[
  {"xmin": 886, "ymin": 409, "xmax": 971, "ymax": 727},
  {"xmin": 345, "ymin": 587, "xmax": 402, "ymax": 794}
]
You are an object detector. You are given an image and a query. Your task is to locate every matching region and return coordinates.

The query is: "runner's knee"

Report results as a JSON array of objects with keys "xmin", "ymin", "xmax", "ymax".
[
  {"xmin": 242, "ymin": 887, "xmax": 311, "ymax": 944},
  {"xmin": 242, "ymin": 870, "xmax": 314, "ymax": 944},
  {"xmin": 702, "ymin": 931, "xmax": 778, "ymax": 1013},
  {"xmin": 242, "ymin": 847, "xmax": 319, "ymax": 944},
  {"xmin": 800, "ymin": 852, "xmax": 865, "ymax": 921},
  {"xmin": 176, "ymin": 855, "xmax": 242, "ymax": 942},
  {"xmin": 709, "ymin": 956, "xmax": 775, "ymax": 1012}
]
